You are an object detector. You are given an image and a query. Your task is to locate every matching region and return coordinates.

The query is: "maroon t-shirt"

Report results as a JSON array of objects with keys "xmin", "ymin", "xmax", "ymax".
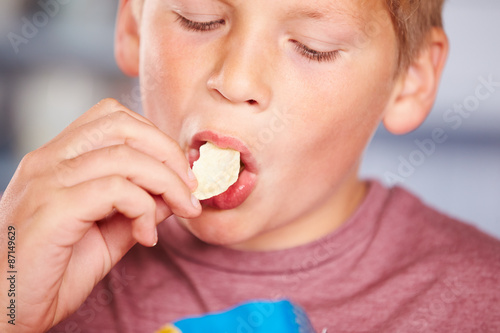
[{"xmin": 52, "ymin": 181, "xmax": 500, "ymax": 332}]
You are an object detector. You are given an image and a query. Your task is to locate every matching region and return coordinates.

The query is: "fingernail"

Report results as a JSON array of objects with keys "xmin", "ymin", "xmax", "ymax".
[
  {"xmin": 191, "ymin": 194, "xmax": 201, "ymax": 210},
  {"xmin": 152, "ymin": 227, "xmax": 158, "ymax": 247}
]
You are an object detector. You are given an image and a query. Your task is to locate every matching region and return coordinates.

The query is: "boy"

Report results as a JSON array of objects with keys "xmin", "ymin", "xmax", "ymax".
[{"xmin": 1, "ymin": 0, "xmax": 499, "ymax": 331}]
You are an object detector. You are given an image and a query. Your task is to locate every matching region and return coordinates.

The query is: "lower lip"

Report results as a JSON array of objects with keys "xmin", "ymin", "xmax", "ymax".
[{"xmin": 200, "ymin": 168, "xmax": 257, "ymax": 210}]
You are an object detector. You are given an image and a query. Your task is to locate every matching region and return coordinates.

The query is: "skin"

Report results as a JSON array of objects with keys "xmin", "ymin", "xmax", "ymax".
[
  {"xmin": 0, "ymin": 0, "xmax": 448, "ymax": 330},
  {"xmin": 128, "ymin": 0, "xmax": 447, "ymax": 250}
]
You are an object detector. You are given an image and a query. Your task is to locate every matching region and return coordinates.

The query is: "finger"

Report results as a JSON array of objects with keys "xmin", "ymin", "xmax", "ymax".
[
  {"xmin": 52, "ymin": 110, "xmax": 197, "ymax": 191},
  {"xmin": 59, "ymin": 98, "xmax": 154, "ymax": 135},
  {"xmin": 55, "ymin": 144, "xmax": 200, "ymax": 218},
  {"xmin": 153, "ymin": 194, "xmax": 173, "ymax": 223},
  {"xmin": 33, "ymin": 175, "xmax": 158, "ymax": 248},
  {"xmin": 94, "ymin": 195, "xmax": 172, "ymax": 264},
  {"xmin": 45, "ymin": 98, "xmax": 153, "ymax": 152}
]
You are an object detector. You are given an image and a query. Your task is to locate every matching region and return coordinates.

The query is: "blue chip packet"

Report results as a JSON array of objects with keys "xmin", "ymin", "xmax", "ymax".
[{"xmin": 156, "ymin": 300, "xmax": 316, "ymax": 333}]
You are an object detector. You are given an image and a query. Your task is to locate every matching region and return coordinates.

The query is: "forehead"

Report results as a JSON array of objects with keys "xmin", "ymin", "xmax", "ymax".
[
  {"xmin": 300, "ymin": 0, "xmax": 385, "ymax": 13},
  {"xmin": 284, "ymin": 0, "xmax": 383, "ymax": 21},
  {"xmin": 152, "ymin": 0, "xmax": 388, "ymax": 21}
]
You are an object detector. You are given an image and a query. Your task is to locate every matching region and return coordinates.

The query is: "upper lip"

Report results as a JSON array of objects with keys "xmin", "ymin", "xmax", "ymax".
[{"xmin": 188, "ymin": 130, "xmax": 258, "ymax": 174}]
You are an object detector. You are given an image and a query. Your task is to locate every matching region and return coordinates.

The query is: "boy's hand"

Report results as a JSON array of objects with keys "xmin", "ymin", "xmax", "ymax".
[{"xmin": 0, "ymin": 99, "xmax": 200, "ymax": 331}]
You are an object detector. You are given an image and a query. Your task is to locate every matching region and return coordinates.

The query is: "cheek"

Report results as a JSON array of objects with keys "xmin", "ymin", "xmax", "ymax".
[
  {"xmin": 285, "ymin": 72, "xmax": 387, "ymax": 159},
  {"xmin": 268, "ymin": 56, "xmax": 394, "ymax": 199},
  {"xmin": 139, "ymin": 27, "xmax": 210, "ymax": 137},
  {"xmin": 302, "ymin": 50, "xmax": 395, "ymax": 144}
]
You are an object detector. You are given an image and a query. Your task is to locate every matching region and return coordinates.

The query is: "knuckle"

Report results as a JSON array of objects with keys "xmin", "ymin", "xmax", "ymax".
[
  {"xmin": 109, "ymin": 110, "xmax": 133, "ymax": 124},
  {"xmin": 107, "ymin": 144, "xmax": 130, "ymax": 160},
  {"xmin": 91, "ymin": 98, "xmax": 128, "ymax": 120},
  {"xmin": 145, "ymin": 196, "xmax": 156, "ymax": 212},
  {"xmin": 104, "ymin": 175, "xmax": 126, "ymax": 193},
  {"xmin": 98, "ymin": 97, "xmax": 122, "ymax": 109},
  {"xmin": 53, "ymin": 160, "xmax": 72, "ymax": 186},
  {"xmin": 18, "ymin": 150, "xmax": 41, "ymax": 177},
  {"xmin": 19, "ymin": 150, "xmax": 36, "ymax": 167},
  {"xmin": 52, "ymin": 153, "xmax": 84, "ymax": 187}
]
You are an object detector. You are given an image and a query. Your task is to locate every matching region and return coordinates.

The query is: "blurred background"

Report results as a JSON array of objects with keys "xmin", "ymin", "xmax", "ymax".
[{"xmin": 0, "ymin": 0, "xmax": 499, "ymax": 238}]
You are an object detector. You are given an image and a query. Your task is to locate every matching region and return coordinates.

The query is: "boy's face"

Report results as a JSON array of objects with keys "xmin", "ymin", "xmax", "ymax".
[{"xmin": 134, "ymin": 0, "xmax": 399, "ymax": 249}]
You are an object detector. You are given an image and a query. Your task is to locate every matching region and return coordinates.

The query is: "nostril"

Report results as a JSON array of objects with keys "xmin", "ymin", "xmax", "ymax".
[{"xmin": 247, "ymin": 99, "xmax": 257, "ymax": 105}]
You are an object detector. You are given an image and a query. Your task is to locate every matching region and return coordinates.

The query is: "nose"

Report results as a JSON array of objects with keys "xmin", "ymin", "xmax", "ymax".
[{"xmin": 207, "ymin": 29, "xmax": 272, "ymax": 111}]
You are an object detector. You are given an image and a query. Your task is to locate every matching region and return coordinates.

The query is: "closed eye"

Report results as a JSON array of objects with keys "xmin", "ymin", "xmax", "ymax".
[
  {"xmin": 291, "ymin": 40, "xmax": 340, "ymax": 63},
  {"xmin": 175, "ymin": 14, "xmax": 225, "ymax": 32}
]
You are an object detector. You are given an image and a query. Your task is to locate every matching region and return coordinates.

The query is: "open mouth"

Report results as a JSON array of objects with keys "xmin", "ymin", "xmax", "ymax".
[
  {"xmin": 188, "ymin": 133, "xmax": 258, "ymax": 175},
  {"xmin": 188, "ymin": 131, "xmax": 258, "ymax": 210},
  {"xmin": 189, "ymin": 141, "xmax": 246, "ymax": 176},
  {"xmin": 239, "ymin": 161, "xmax": 245, "ymax": 175}
]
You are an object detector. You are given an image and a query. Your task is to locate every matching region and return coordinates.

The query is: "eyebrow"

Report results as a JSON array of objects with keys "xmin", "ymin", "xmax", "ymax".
[
  {"xmin": 287, "ymin": 8, "xmax": 326, "ymax": 20},
  {"xmin": 285, "ymin": 4, "xmax": 363, "ymax": 27}
]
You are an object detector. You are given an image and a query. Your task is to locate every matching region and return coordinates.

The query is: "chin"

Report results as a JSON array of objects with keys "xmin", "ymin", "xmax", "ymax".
[{"xmin": 177, "ymin": 209, "xmax": 263, "ymax": 247}]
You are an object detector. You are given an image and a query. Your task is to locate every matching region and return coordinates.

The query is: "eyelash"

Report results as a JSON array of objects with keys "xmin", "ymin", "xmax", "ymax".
[
  {"xmin": 175, "ymin": 15, "xmax": 339, "ymax": 64},
  {"xmin": 175, "ymin": 15, "xmax": 225, "ymax": 32},
  {"xmin": 291, "ymin": 40, "xmax": 340, "ymax": 63}
]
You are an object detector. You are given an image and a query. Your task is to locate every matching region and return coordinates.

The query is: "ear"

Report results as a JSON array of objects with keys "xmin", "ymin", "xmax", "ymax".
[
  {"xmin": 383, "ymin": 28, "xmax": 449, "ymax": 135},
  {"xmin": 115, "ymin": 0, "xmax": 141, "ymax": 77}
]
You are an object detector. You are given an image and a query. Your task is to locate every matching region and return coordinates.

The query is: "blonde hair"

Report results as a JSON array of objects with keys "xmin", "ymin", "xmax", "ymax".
[{"xmin": 385, "ymin": 0, "xmax": 446, "ymax": 71}]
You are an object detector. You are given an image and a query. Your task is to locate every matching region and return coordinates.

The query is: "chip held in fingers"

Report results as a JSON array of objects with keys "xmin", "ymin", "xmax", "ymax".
[{"xmin": 192, "ymin": 142, "xmax": 241, "ymax": 200}]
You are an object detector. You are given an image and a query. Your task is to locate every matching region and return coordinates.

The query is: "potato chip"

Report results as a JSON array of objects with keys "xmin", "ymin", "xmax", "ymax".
[{"xmin": 192, "ymin": 142, "xmax": 241, "ymax": 200}]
